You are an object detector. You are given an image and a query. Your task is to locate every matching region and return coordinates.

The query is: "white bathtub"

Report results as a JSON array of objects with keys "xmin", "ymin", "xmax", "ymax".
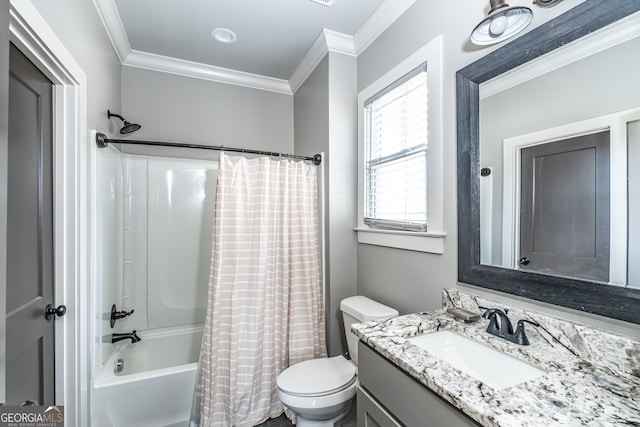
[{"xmin": 92, "ymin": 326, "xmax": 203, "ymax": 427}]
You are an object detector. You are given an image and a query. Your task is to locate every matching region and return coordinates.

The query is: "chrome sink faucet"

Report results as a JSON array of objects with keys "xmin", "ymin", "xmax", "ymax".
[
  {"xmin": 111, "ymin": 330, "xmax": 141, "ymax": 344},
  {"xmin": 481, "ymin": 308, "xmax": 539, "ymax": 345}
]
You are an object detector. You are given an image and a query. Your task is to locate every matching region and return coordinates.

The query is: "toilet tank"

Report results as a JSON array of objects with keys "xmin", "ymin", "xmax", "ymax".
[{"xmin": 340, "ymin": 296, "xmax": 398, "ymax": 365}]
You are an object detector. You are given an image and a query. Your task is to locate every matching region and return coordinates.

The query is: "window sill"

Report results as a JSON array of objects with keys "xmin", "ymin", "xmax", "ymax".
[{"xmin": 354, "ymin": 227, "xmax": 446, "ymax": 254}]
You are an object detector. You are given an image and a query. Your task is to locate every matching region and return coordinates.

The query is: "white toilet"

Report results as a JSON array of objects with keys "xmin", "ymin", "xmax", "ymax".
[{"xmin": 277, "ymin": 296, "xmax": 398, "ymax": 426}]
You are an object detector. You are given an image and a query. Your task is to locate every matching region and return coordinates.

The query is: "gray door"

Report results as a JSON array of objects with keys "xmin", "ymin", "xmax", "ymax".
[
  {"xmin": 6, "ymin": 43, "xmax": 57, "ymax": 406},
  {"xmin": 519, "ymin": 130, "xmax": 610, "ymax": 282}
]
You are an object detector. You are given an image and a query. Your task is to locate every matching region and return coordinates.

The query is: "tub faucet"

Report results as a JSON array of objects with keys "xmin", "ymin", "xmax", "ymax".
[{"xmin": 112, "ymin": 330, "xmax": 141, "ymax": 344}]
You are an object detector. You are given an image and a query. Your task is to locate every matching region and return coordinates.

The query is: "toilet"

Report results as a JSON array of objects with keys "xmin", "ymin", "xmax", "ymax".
[{"xmin": 277, "ymin": 296, "xmax": 398, "ymax": 426}]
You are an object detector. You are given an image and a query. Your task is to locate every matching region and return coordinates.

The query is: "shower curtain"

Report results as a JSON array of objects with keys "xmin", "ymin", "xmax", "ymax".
[{"xmin": 191, "ymin": 153, "xmax": 326, "ymax": 427}]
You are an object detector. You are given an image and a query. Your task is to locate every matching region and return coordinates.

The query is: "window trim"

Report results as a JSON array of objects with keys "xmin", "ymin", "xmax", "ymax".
[{"xmin": 356, "ymin": 35, "xmax": 445, "ymax": 253}]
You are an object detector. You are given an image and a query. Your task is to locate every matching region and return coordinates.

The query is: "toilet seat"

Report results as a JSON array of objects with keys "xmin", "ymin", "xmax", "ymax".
[{"xmin": 277, "ymin": 356, "xmax": 356, "ymax": 397}]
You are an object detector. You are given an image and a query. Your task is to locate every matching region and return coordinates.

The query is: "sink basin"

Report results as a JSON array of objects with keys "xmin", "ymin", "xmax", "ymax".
[{"xmin": 408, "ymin": 330, "xmax": 546, "ymax": 390}]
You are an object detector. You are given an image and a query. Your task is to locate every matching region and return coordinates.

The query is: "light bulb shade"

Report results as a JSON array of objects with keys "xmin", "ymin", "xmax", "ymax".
[{"xmin": 471, "ymin": 3, "xmax": 533, "ymax": 45}]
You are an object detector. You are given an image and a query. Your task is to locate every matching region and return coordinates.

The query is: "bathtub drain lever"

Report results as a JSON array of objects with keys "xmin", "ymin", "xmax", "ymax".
[{"xmin": 115, "ymin": 358, "xmax": 125, "ymax": 374}]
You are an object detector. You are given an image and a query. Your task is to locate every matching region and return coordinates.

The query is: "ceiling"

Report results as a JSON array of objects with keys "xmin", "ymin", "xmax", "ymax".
[{"xmin": 96, "ymin": 0, "xmax": 415, "ymax": 94}]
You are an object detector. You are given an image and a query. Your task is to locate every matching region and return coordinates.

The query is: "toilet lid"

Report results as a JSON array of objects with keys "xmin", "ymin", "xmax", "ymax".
[{"xmin": 277, "ymin": 356, "xmax": 356, "ymax": 397}]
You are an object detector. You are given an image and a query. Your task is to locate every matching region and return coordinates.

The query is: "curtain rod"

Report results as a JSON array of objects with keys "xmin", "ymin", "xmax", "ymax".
[{"xmin": 95, "ymin": 132, "xmax": 322, "ymax": 165}]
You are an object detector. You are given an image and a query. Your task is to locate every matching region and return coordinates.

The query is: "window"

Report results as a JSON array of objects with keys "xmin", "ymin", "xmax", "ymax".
[
  {"xmin": 357, "ymin": 36, "xmax": 444, "ymax": 253},
  {"xmin": 364, "ymin": 63, "xmax": 428, "ymax": 232}
]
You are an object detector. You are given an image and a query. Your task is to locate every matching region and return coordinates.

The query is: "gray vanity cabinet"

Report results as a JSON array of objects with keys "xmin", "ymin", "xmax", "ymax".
[
  {"xmin": 357, "ymin": 386, "xmax": 402, "ymax": 427},
  {"xmin": 357, "ymin": 342, "xmax": 480, "ymax": 427},
  {"xmin": 357, "ymin": 388, "xmax": 402, "ymax": 427}
]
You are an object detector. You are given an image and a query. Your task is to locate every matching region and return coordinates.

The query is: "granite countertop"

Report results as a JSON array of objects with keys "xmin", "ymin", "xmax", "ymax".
[{"xmin": 352, "ymin": 301, "xmax": 640, "ymax": 426}]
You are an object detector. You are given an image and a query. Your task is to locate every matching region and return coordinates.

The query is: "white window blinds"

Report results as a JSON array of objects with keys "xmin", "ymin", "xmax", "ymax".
[{"xmin": 364, "ymin": 63, "xmax": 428, "ymax": 232}]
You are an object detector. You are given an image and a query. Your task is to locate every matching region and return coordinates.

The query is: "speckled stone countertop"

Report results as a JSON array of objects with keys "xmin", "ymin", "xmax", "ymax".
[{"xmin": 351, "ymin": 289, "xmax": 640, "ymax": 427}]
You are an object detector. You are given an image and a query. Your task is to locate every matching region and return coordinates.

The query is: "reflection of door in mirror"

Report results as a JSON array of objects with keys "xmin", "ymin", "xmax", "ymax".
[
  {"xmin": 519, "ymin": 131, "xmax": 610, "ymax": 282},
  {"xmin": 479, "ymin": 26, "xmax": 640, "ymax": 285}
]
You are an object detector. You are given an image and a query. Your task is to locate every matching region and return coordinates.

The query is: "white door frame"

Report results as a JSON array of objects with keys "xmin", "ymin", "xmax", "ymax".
[
  {"xmin": 9, "ymin": 1, "xmax": 89, "ymax": 425},
  {"xmin": 501, "ymin": 107, "xmax": 640, "ymax": 286}
]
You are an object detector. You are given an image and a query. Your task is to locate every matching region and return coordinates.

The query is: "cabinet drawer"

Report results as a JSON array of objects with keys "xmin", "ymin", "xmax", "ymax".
[
  {"xmin": 357, "ymin": 386, "xmax": 403, "ymax": 427},
  {"xmin": 358, "ymin": 342, "xmax": 479, "ymax": 427}
]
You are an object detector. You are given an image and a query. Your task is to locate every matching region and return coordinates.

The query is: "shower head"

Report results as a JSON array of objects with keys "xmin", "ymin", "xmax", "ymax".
[
  {"xmin": 120, "ymin": 121, "xmax": 141, "ymax": 134},
  {"xmin": 107, "ymin": 110, "xmax": 142, "ymax": 135}
]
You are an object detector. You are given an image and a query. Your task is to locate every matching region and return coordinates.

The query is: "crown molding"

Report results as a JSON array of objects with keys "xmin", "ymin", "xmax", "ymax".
[
  {"xmin": 288, "ymin": 30, "xmax": 330, "ymax": 94},
  {"xmin": 94, "ymin": 0, "xmax": 291, "ymax": 93},
  {"xmin": 94, "ymin": 0, "xmax": 414, "ymax": 95},
  {"xmin": 289, "ymin": 0, "xmax": 415, "ymax": 92},
  {"xmin": 123, "ymin": 50, "xmax": 292, "ymax": 94},
  {"xmin": 289, "ymin": 29, "xmax": 356, "ymax": 93},
  {"xmin": 93, "ymin": 0, "xmax": 130, "ymax": 63},
  {"xmin": 324, "ymin": 29, "xmax": 357, "ymax": 56}
]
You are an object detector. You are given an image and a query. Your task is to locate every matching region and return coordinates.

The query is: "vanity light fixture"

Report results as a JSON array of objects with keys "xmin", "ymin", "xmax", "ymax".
[{"xmin": 471, "ymin": 0, "xmax": 533, "ymax": 46}]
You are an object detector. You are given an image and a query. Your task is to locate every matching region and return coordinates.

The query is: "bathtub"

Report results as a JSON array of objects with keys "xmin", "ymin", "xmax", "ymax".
[{"xmin": 92, "ymin": 325, "xmax": 203, "ymax": 427}]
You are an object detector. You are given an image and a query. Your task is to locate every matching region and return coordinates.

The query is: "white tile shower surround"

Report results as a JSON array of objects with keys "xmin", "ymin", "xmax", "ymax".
[{"xmin": 352, "ymin": 289, "xmax": 640, "ymax": 426}]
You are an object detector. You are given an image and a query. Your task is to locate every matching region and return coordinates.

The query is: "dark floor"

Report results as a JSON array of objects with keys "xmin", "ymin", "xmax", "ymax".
[
  {"xmin": 255, "ymin": 414, "xmax": 293, "ymax": 427},
  {"xmin": 254, "ymin": 404, "xmax": 356, "ymax": 427}
]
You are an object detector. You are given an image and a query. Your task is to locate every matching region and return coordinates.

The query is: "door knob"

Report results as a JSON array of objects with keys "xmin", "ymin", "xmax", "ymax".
[
  {"xmin": 519, "ymin": 257, "xmax": 530, "ymax": 265},
  {"xmin": 45, "ymin": 304, "xmax": 67, "ymax": 320}
]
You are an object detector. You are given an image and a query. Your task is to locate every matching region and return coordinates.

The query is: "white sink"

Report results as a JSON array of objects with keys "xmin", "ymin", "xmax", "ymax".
[{"xmin": 408, "ymin": 330, "xmax": 546, "ymax": 390}]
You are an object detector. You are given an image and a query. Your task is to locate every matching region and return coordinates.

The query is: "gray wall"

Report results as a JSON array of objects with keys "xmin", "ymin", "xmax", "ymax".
[
  {"xmin": 295, "ymin": 57, "xmax": 329, "ymax": 160},
  {"xmin": 32, "ymin": 0, "xmax": 122, "ymax": 133},
  {"xmin": 294, "ymin": 56, "xmax": 332, "ymax": 352},
  {"xmin": 294, "ymin": 53, "xmax": 358, "ymax": 356},
  {"xmin": 325, "ymin": 52, "xmax": 358, "ymax": 356},
  {"xmin": 355, "ymin": 0, "xmax": 640, "ymax": 339},
  {"xmin": 121, "ymin": 66, "xmax": 294, "ymax": 151}
]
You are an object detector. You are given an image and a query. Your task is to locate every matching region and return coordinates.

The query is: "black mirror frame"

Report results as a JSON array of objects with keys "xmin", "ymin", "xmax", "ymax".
[{"xmin": 456, "ymin": 0, "xmax": 640, "ymax": 325}]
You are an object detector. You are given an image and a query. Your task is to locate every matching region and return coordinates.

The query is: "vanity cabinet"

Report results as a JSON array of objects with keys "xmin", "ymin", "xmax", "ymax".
[
  {"xmin": 358, "ymin": 386, "xmax": 402, "ymax": 427},
  {"xmin": 357, "ymin": 342, "xmax": 480, "ymax": 427}
]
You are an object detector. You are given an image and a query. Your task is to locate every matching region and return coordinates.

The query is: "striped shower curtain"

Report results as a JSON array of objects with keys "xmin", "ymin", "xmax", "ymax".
[{"xmin": 192, "ymin": 153, "xmax": 326, "ymax": 427}]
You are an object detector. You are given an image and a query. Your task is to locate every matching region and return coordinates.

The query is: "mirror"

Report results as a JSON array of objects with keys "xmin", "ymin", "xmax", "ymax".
[
  {"xmin": 480, "ymin": 16, "xmax": 640, "ymax": 285},
  {"xmin": 457, "ymin": 0, "xmax": 640, "ymax": 325}
]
